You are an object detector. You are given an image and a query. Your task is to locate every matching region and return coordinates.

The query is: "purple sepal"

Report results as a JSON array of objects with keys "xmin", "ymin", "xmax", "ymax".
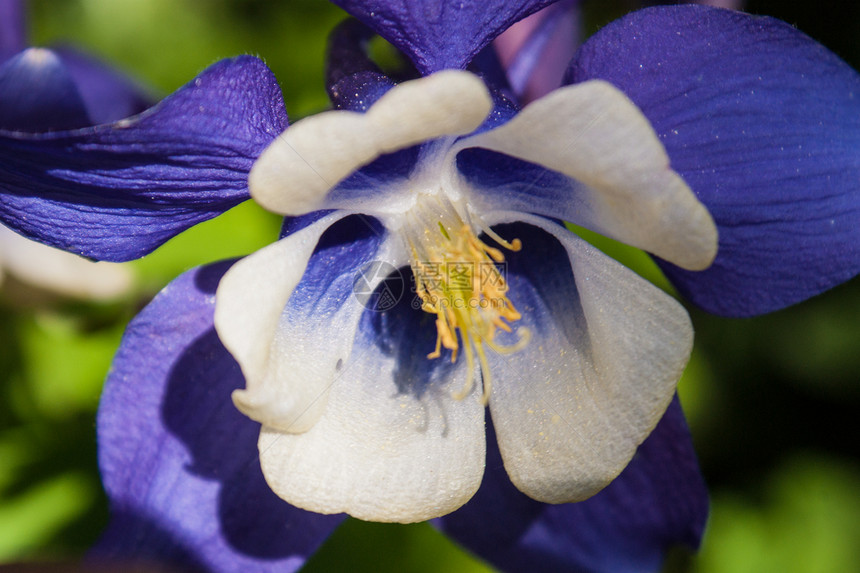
[
  {"xmin": 0, "ymin": 48, "xmax": 91, "ymax": 131},
  {"xmin": 0, "ymin": 56, "xmax": 286, "ymax": 262},
  {"xmin": 436, "ymin": 397, "xmax": 707, "ymax": 573},
  {"xmin": 568, "ymin": 5, "xmax": 860, "ymax": 316},
  {"xmin": 331, "ymin": 0, "xmax": 559, "ymax": 74},
  {"xmin": 94, "ymin": 261, "xmax": 344, "ymax": 572}
]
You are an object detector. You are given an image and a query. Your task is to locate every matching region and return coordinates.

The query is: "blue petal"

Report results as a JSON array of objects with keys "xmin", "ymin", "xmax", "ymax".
[
  {"xmin": 477, "ymin": 217, "xmax": 692, "ymax": 508},
  {"xmin": 568, "ymin": 5, "xmax": 860, "ymax": 316},
  {"xmin": 0, "ymin": 48, "xmax": 91, "ymax": 131},
  {"xmin": 331, "ymin": 0, "xmax": 558, "ymax": 74},
  {"xmin": 94, "ymin": 261, "xmax": 343, "ymax": 572},
  {"xmin": 52, "ymin": 45, "xmax": 154, "ymax": 125},
  {"xmin": 236, "ymin": 232, "xmax": 484, "ymax": 522},
  {"xmin": 436, "ymin": 397, "xmax": 707, "ymax": 573},
  {"xmin": 0, "ymin": 55, "xmax": 286, "ymax": 261},
  {"xmin": 0, "ymin": 0, "xmax": 26, "ymax": 62},
  {"xmin": 251, "ymin": 264, "xmax": 483, "ymax": 522}
]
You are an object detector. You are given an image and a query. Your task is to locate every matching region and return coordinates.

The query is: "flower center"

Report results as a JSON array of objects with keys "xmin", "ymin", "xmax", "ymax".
[{"xmin": 402, "ymin": 194, "xmax": 529, "ymax": 403}]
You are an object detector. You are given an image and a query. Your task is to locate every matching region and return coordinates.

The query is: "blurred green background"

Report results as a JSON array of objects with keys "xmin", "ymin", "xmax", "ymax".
[{"xmin": 1, "ymin": 0, "xmax": 858, "ymax": 571}]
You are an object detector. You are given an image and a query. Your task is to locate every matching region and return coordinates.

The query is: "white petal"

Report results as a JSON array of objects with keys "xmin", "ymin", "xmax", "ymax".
[
  {"xmin": 257, "ymin": 335, "xmax": 485, "ymax": 523},
  {"xmin": 458, "ymin": 80, "xmax": 717, "ymax": 270},
  {"xmin": 250, "ymin": 70, "xmax": 493, "ymax": 216},
  {"xmin": 485, "ymin": 213, "xmax": 692, "ymax": 503},
  {"xmin": 214, "ymin": 212, "xmax": 366, "ymax": 432},
  {"xmin": 0, "ymin": 225, "xmax": 132, "ymax": 299}
]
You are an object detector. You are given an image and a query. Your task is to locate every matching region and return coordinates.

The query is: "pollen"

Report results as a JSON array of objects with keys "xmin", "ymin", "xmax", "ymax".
[{"xmin": 404, "ymin": 195, "xmax": 530, "ymax": 404}]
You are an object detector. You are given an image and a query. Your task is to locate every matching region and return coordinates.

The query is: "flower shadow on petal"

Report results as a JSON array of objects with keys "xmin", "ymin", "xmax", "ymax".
[
  {"xmin": 162, "ymin": 336, "xmax": 345, "ymax": 559},
  {"xmin": 158, "ymin": 265, "xmax": 343, "ymax": 561},
  {"xmin": 96, "ymin": 261, "xmax": 342, "ymax": 570}
]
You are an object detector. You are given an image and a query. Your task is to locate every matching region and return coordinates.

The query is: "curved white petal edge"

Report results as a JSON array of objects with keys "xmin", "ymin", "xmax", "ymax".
[
  {"xmin": 455, "ymin": 80, "xmax": 718, "ymax": 271},
  {"xmin": 214, "ymin": 211, "xmax": 372, "ymax": 433},
  {"xmin": 249, "ymin": 70, "xmax": 494, "ymax": 216},
  {"xmin": 257, "ymin": 333, "xmax": 486, "ymax": 523},
  {"xmin": 484, "ymin": 211, "xmax": 693, "ymax": 503}
]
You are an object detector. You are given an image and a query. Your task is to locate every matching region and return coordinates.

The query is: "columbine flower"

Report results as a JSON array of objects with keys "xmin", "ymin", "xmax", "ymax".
[
  {"xmin": 212, "ymin": 66, "xmax": 716, "ymax": 523},
  {"xmin": 82, "ymin": 2, "xmax": 859, "ymax": 571}
]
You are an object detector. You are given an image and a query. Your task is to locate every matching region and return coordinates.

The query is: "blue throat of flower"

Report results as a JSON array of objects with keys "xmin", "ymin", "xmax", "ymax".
[{"xmin": 402, "ymin": 194, "xmax": 530, "ymax": 404}]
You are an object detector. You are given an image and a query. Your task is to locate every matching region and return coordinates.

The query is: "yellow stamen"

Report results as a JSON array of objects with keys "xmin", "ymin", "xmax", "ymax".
[{"xmin": 405, "ymin": 198, "xmax": 529, "ymax": 404}]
